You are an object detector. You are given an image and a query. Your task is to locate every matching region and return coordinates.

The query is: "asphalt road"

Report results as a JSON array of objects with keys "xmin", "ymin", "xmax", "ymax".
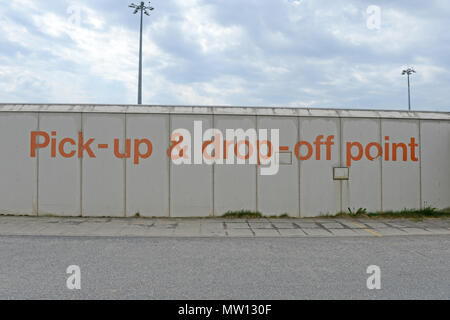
[{"xmin": 0, "ymin": 235, "xmax": 449, "ymax": 299}]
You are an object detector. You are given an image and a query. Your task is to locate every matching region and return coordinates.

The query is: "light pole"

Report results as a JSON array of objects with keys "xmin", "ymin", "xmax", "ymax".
[
  {"xmin": 402, "ymin": 67, "xmax": 416, "ymax": 111},
  {"xmin": 129, "ymin": 2, "xmax": 154, "ymax": 105}
]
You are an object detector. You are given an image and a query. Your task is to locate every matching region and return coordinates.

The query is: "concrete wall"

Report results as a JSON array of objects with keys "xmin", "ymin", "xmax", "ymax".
[
  {"xmin": 170, "ymin": 115, "xmax": 213, "ymax": 217},
  {"xmin": 0, "ymin": 105, "xmax": 449, "ymax": 217},
  {"xmin": 341, "ymin": 118, "xmax": 382, "ymax": 213},
  {"xmin": 299, "ymin": 117, "xmax": 341, "ymax": 217}
]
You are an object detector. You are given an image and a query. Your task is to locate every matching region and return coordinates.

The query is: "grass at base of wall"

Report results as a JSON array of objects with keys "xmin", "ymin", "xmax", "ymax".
[
  {"xmin": 221, "ymin": 210, "xmax": 291, "ymax": 219},
  {"xmin": 222, "ymin": 210, "xmax": 263, "ymax": 218},
  {"xmin": 325, "ymin": 207, "xmax": 450, "ymax": 219},
  {"xmin": 221, "ymin": 207, "xmax": 450, "ymax": 219}
]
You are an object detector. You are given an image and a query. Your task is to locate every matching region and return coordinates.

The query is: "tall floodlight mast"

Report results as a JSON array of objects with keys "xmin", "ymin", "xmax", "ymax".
[
  {"xmin": 129, "ymin": 2, "xmax": 154, "ymax": 105},
  {"xmin": 402, "ymin": 67, "xmax": 416, "ymax": 111}
]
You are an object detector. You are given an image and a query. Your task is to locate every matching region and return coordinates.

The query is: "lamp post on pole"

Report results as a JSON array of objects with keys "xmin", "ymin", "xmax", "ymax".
[
  {"xmin": 402, "ymin": 67, "xmax": 416, "ymax": 111},
  {"xmin": 129, "ymin": 2, "xmax": 154, "ymax": 105}
]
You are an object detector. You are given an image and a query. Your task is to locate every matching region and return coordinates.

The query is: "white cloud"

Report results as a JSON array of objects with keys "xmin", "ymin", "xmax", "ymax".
[
  {"xmin": 175, "ymin": 0, "xmax": 244, "ymax": 53},
  {"xmin": 0, "ymin": 0, "xmax": 449, "ymax": 110}
]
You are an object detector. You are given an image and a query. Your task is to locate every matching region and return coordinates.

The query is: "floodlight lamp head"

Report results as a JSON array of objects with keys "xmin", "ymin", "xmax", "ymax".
[{"xmin": 402, "ymin": 67, "xmax": 416, "ymax": 76}]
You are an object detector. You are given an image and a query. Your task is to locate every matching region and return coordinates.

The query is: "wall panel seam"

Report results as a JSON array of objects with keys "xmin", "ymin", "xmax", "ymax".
[
  {"xmin": 168, "ymin": 114, "xmax": 172, "ymax": 217},
  {"xmin": 419, "ymin": 119, "xmax": 423, "ymax": 209},
  {"xmin": 124, "ymin": 113, "xmax": 127, "ymax": 217},
  {"xmin": 80, "ymin": 113, "xmax": 84, "ymax": 217},
  {"xmin": 298, "ymin": 116, "xmax": 301, "ymax": 217},
  {"xmin": 36, "ymin": 112, "xmax": 40, "ymax": 216},
  {"xmin": 379, "ymin": 118, "xmax": 383, "ymax": 212}
]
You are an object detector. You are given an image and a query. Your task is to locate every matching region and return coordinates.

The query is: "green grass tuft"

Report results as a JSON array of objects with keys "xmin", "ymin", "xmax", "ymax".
[
  {"xmin": 222, "ymin": 211, "xmax": 293, "ymax": 219},
  {"xmin": 222, "ymin": 210, "xmax": 263, "ymax": 218},
  {"xmin": 326, "ymin": 206, "xmax": 450, "ymax": 219}
]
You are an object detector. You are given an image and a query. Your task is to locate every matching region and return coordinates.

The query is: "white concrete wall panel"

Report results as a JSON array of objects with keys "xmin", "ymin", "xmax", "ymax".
[
  {"xmin": 299, "ymin": 118, "xmax": 340, "ymax": 217},
  {"xmin": 0, "ymin": 113, "xmax": 38, "ymax": 215},
  {"xmin": 214, "ymin": 115, "xmax": 257, "ymax": 215},
  {"xmin": 38, "ymin": 113, "xmax": 81, "ymax": 216},
  {"xmin": 82, "ymin": 113, "xmax": 125, "ymax": 217},
  {"xmin": 170, "ymin": 115, "xmax": 213, "ymax": 217},
  {"xmin": 381, "ymin": 120, "xmax": 420, "ymax": 211},
  {"xmin": 257, "ymin": 116, "xmax": 299, "ymax": 216},
  {"xmin": 126, "ymin": 114, "xmax": 170, "ymax": 217},
  {"xmin": 341, "ymin": 118, "xmax": 382, "ymax": 213},
  {"xmin": 420, "ymin": 120, "xmax": 450, "ymax": 210},
  {"xmin": 0, "ymin": 105, "xmax": 448, "ymax": 218}
]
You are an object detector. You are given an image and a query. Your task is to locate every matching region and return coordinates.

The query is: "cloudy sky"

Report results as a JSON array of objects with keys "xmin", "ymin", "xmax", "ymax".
[{"xmin": 0, "ymin": 0, "xmax": 449, "ymax": 111}]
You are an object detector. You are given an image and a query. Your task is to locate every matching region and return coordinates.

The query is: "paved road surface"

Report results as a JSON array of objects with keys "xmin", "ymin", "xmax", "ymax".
[{"xmin": 0, "ymin": 234, "xmax": 448, "ymax": 299}]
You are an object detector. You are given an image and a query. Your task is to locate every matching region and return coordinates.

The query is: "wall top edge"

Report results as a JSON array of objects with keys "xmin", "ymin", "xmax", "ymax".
[{"xmin": 0, "ymin": 104, "xmax": 449, "ymax": 120}]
